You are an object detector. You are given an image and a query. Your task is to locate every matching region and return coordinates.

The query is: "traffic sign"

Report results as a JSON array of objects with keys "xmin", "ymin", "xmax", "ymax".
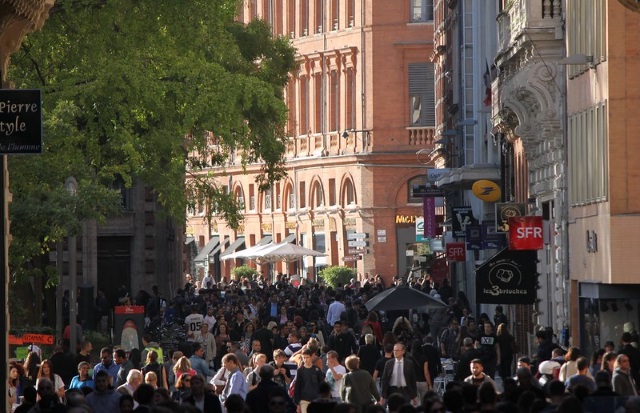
[
  {"xmin": 343, "ymin": 255, "xmax": 362, "ymax": 262},
  {"xmin": 348, "ymin": 240, "xmax": 368, "ymax": 247},
  {"xmin": 347, "ymin": 233, "xmax": 368, "ymax": 240}
]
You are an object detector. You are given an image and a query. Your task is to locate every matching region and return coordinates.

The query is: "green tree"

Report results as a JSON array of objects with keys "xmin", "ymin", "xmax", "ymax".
[
  {"xmin": 319, "ymin": 266, "xmax": 357, "ymax": 289},
  {"xmin": 7, "ymin": 0, "xmax": 296, "ymax": 324},
  {"xmin": 231, "ymin": 265, "xmax": 259, "ymax": 281}
]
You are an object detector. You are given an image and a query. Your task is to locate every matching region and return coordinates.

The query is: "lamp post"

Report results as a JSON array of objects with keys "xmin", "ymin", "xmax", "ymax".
[{"xmin": 65, "ymin": 177, "xmax": 78, "ymax": 356}]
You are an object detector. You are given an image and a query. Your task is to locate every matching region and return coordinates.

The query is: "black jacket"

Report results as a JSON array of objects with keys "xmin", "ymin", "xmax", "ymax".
[
  {"xmin": 380, "ymin": 357, "xmax": 418, "ymax": 399},
  {"xmin": 246, "ymin": 379, "xmax": 296, "ymax": 413}
]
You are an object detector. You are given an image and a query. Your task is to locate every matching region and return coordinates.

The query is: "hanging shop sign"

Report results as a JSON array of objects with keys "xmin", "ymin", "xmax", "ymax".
[
  {"xmin": 508, "ymin": 216, "xmax": 544, "ymax": 250},
  {"xmin": 475, "ymin": 248, "xmax": 538, "ymax": 304},
  {"xmin": 452, "ymin": 206, "xmax": 477, "ymax": 237},
  {"xmin": 472, "ymin": 180, "xmax": 502, "ymax": 202},
  {"xmin": 446, "ymin": 242, "xmax": 466, "ymax": 262},
  {"xmin": 495, "ymin": 203, "xmax": 526, "ymax": 233}
]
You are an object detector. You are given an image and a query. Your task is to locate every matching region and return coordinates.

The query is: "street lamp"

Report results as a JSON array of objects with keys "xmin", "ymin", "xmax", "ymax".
[{"xmin": 65, "ymin": 177, "xmax": 78, "ymax": 355}]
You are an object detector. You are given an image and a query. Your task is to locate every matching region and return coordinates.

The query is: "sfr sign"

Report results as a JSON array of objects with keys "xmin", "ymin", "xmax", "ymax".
[
  {"xmin": 508, "ymin": 216, "xmax": 544, "ymax": 250},
  {"xmin": 446, "ymin": 242, "xmax": 466, "ymax": 262}
]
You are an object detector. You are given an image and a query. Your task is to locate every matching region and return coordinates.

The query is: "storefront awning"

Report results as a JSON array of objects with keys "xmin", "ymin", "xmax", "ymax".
[
  {"xmin": 436, "ymin": 164, "xmax": 500, "ymax": 189},
  {"xmin": 194, "ymin": 236, "xmax": 220, "ymax": 264},
  {"xmin": 220, "ymin": 236, "xmax": 246, "ymax": 259},
  {"xmin": 185, "ymin": 236, "xmax": 195, "ymax": 245},
  {"xmin": 256, "ymin": 235, "xmax": 272, "ymax": 246},
  {"xmin": 283, "ymin": 233, "xmax": 296, "ymax": 244},
  {"xmin": 207, "ymin": 236, "xmax": 228, "ymax": 263}
]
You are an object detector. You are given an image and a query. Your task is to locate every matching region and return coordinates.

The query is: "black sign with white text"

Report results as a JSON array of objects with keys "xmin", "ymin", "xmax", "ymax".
[
  {"xmin": 0, "ymin": 89, "xmax": 42, "ymax": 154},
  {"xmin": 475, "ymin": 248, "xmax": 537, "ymax": 304}
]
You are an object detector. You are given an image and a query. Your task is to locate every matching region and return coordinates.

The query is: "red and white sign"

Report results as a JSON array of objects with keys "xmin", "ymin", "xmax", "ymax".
[
  {"xmin": 508, "ymin": 216, "xmax": 544, "ymax": 250},
  {"xmin": 446, "ymin": 242, "xmax": 466, "ymax": 262}
]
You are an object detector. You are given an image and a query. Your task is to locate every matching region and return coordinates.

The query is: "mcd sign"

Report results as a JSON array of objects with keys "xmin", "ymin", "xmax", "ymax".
[
  {"xmin": 446, "ymin": 242, "xmax": 466, "ymax": 262},
  {"xmin": 508, "ymin": 216, "xmax": 543, "ymax": 250}
]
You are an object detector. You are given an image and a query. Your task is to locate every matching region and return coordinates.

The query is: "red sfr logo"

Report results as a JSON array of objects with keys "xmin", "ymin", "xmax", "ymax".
[
  {"xmin": 508, "ymin": 216, "xmax": 543, "ymax": 250},
  {"xmin": 446, "ymin": 242, "xmax": 466, "ymax": 262}
]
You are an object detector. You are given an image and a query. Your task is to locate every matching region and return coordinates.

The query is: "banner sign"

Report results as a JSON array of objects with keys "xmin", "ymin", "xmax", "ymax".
[
  {"xmin": 429, "ymin": 258, "xmax": 449, "ymax": 282},
  {"xmin": 508, "ymin": 216, "xmax": 544, "ymax": 250},
  {"xmin": 0, "ymin": 89, "xmax": 42, "ymax": 154},
  {"xmin": 423, "ymin": 197, "xmax": 437, "ymax": 239},
  {"xmin": 475, "ymin": 248, "xmax": 538, "ymax": 304},
  {"xmin": 452, "ymin": 206, "xmax": 476, "ymax": 237},
  {"xmin": 495, "ymin": 203, "xmax": 526, "ymax": 233}
]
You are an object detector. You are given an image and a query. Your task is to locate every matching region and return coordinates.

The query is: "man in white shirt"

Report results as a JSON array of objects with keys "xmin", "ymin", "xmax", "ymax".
[
  {"xmin": 325, "ymin": 350, "xmax": 346, "ymax": 401},
  {"xmin": 326, "ymin": 294, "xmax": 346, "ymax": 327},
  {"xmin": 203, "ymin": 306, "xmax": 217, "ymax": 332},
  {"xmin": 185, "ymin": 305, "xmax": 204, "ymax": 340},
  {"xmin": 201, "ymin": 272, "xmax": 214, "ymax": 290}
]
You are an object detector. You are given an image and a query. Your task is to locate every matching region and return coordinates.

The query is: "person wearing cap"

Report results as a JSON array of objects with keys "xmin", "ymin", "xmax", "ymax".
[{"xmin": 537, "ymin": 360, "xmax": 561, "ymax": 389}]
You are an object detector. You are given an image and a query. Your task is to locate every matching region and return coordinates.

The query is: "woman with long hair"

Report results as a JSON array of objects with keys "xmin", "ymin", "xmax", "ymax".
[
  {"xmin": 559, "ymin": 347, "xmax": 586, "ymax": 382},
  {"xmin": 23, "ymin": 351, "xmax": 40, "ymax": 385},
  {"xmin": 36, "ymin": 359, "xmax": 66, "ymax": 400},
  {"xmin": 215, "ymin": 323, "xmax": 231, "ymax": 367},
  {"xmin": 590, "ymin": 348, "xmax": 605, "ymax": 376},
  {"xmin": 170, "ymin": 373, "xmax": 192, "ymax": 403},
  {"xmin": 496, "ymin": 323, "xmax": 518, "ymax": 380},
  {"xmin": 142, "ymin": 350, "xmax": 166, "ymax": 389},
  {"xmin": 7, "ymin": 363, "xmax": 21, "ymax": 408},
  {"xmin": 172, "ymin": 356, "xmax": 196, "ymax": 380}
]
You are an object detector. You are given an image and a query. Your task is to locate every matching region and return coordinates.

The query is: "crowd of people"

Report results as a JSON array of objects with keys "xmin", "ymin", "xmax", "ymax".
[{"xmin": 7, "ymin": 273, "xmax": 640, "ymax": 413}]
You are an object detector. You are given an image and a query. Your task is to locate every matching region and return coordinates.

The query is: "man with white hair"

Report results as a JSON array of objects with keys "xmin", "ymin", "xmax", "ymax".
[{"xmin": 117, "ymin": 369, "xmax": 143, "ymax": 396}]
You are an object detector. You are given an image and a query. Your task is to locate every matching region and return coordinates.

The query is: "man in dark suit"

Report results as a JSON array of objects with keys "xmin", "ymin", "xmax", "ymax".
[
  {"xmin": 381, "ymin": 343, "xmax": 418, "ymax": 405},
  {"xmin": 181, "ymin": 374, "xmax": 222, "ymax": 413}
]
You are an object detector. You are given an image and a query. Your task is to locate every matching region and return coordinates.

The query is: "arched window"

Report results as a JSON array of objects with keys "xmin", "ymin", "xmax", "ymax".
[
  {"xmin": 341, "ymin": 178, "xmax": 356, "ymax": 207},
  {"xmin": 311, "ymin": 181, "xmax": 325, "ymax": 209},
  {"xmin": 234, "ymin": 186, "xmax": 246, "ymax": 211}
]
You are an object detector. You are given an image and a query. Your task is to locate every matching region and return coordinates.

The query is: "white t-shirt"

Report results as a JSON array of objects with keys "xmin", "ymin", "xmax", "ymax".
[
  {"xmin": 185, "ymin": 314, "xmax": 204, "ymax": 337},
  {"xmin": 326, "ymin": 364, "xmax": 347, "ymax": 398},
  {"xmin": 36, "ymin": 374, "xmax": 65, "ymax": 394},
  {"xmin": 203, "ymin": 315, "xmax": 217, "ymax": 331}
]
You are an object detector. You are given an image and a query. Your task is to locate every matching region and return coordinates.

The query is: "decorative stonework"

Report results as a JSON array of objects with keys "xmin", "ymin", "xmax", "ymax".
[{"xmin": 0, "ymin": 0, "xmax": 55, "ymax": 82}]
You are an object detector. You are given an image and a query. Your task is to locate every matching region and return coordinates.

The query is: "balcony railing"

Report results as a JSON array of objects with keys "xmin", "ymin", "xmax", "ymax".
[{"xmin": 407, "ymin": 127, "xmax": 436, "ymax": 146}]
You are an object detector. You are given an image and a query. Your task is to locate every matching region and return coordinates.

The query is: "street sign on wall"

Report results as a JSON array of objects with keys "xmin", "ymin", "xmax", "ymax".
[
  {"xmin": 348, "ymin": 240, "xmax": 368, "ymax": 247},
  {"xmin": 347, "ymin": 233, "xmax": 368, "ymax": 239},
  {"xmin": 343, "ymin": 255, "xmax": 362, "ymax": 262}
]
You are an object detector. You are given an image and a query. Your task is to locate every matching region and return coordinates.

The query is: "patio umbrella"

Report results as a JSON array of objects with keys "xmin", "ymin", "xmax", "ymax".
[
  {"xmin": 255, "ymin": 242, "xmax": 326, "ymax": 263},
  {"xmin": 221, "ymin": 242, "xmax": 274, "ymax": 260},
  {"xmin": 364, "ymin": 285, "xmax": 448, "ymax": 312}
]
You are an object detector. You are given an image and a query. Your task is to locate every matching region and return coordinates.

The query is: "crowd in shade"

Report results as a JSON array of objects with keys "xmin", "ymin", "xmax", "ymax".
[{"xmin": 7, "ymin": 272, "xmax": 640, "ymax": 413}]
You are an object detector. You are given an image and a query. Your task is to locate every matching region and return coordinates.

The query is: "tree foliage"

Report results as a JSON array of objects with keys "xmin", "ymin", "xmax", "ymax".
[
  {"xmin": 7, "ymin": 0, "xmax": 296, "ymax": 282},
  {"xmin": 319, "ymin": 266, "xmax": 357, "ymax": 289}
]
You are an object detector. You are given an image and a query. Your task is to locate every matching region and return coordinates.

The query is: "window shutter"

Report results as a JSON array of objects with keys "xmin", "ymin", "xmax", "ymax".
[{"xmin": 408, "ymin": 63, "xmax": 435, "ymax": 126}]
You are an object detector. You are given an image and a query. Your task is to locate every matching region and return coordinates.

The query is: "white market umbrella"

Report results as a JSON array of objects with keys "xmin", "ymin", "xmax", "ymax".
[{"xmin": 254, "ymin": 242, "xmax": 326, "ymax": 263}]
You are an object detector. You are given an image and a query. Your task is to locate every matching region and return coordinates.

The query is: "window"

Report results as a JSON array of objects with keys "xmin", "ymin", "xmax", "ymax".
[
  {"xmin": 234, "ymin": 187, "xmax": 245, "ymax": 211},
  {"xmin": 329, "ymin": 71, "xmax": 339, "ymax": 132},
  {"xmin": 315, "ymin": 0, "xmax": 323, "ymax": 33},
  {"xmin": 300, "ymin": 0, "xmax": 309, "ymax": 36},
  {"xmin": 567, "ymin": 0, "xmax": 606, "ymax": 77},
  {"xmin": 342, "ymin": 179, "xmax": 356, "ymax": 207},
  {"xmin": 408, "ymin": 62, "xmax": 435, "ymax": 127},
  {"xmin": 346, "ymin": 69, "xmax": 355, "ymax": 130},
  {"xmin": 275, "ymin": 183, "xmax": 281, "ymax": 210},
  {"xmin": 329, "ymin": 178, "xmax": 336, "ymax": 206},
  {"xmin": 314, "ymin": 74, "xmax": 322, "ymax": 133},
  {"xmin": 312, "ymin": 182, "xmax": 324, "ymax": 209},
  {"xmin": 411, "ymin": 0, "xmax": 434, "ymax": 22},
  {"xmin": 249, "ymin": 184, "xmax": 256, "ymax": 211},
  {"xmin": 264, "ymin": 188, "xmax": 272, "ymax": 211},
  {"xmin": 300, "ymin": 76, "xmax": 309, "ymax": 135},
  {"xmin": 331, "ymin": 0, "xmax": 339, "ymax": 30},
  {"xmin": 569, "ymin": 101, "xmax": 608, "ymax": 206},
  {"xmin": 299, "ymin": 181, "xmax": 306, "ymax": 208}
]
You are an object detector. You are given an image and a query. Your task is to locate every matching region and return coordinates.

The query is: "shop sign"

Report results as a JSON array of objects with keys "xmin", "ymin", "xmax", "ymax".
[
  {"xmin": 452, "ymin": 206, "xmax": 477, "ymax": 237},
  {"xmin": 472, "ymin": 180, "xmax": 502, "ymax": 202},
  {"xmin": 465, "ymin": 224, "xmax": 482, "ymax": 250},
  {"xmin": 508, "ymin": 216, "xmax": 543, "ymax": 250},
  {"xmin": 429, "ymin": 258, "xmax": 449, "ymax": 282},
  {"xmin": 261, "ymin": 223, "xmax": 273, "ymax": 232},
  {"xmin": 496, "ymin": 203, "xmax": 526, "ymax": 232},
  {"xmin": 423, "ymin": 197, "xmax": 437, "ymax": 238},
  {"xmin": 285, "ymin": 222, "xmax": 297, "ymax": 229},
  {"xmin": 446, "ymin": 242, "xmax": 466, "ymax": 262},
  {"xmin": 416, "ymin": 217, "xmax": 425, "ymax": 242},
  {"xmin": 0, "ymin": 89, "xmax": 42, "ymax": 154},
  {"xmin": 396, "ymin": 215, "xmax": 419, "ymax": 224},
  {"xmin": 475, "ymin": 248, "xmax": 537, "ymax": 304}
]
